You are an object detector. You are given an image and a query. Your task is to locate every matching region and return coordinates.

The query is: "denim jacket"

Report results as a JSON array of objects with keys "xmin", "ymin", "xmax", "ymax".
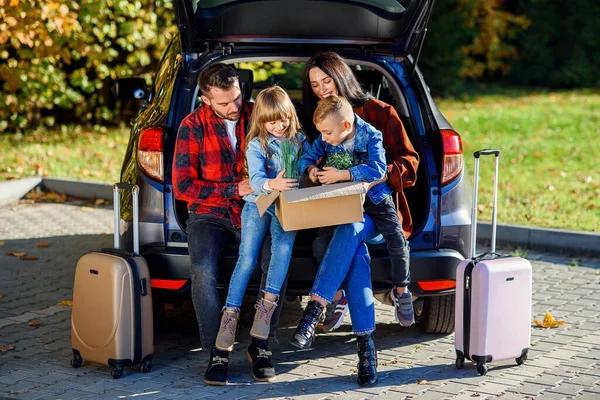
[
  {"xmin": 244, "ymin": 133, "xmax": 310, "ymax": 203},
  {"xmin": 298, "ymin": 114, "xmax": 391, "ymax": 205}
]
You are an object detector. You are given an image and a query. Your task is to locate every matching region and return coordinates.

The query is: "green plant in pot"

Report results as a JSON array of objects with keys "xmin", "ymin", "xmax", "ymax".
[
  {"xmin": 324, "ymin": 152, "xmax": 358, "ymax": 171},
  {"xmin": 280, "ymin": 139, "xmax": 300, "ymax": 181}
]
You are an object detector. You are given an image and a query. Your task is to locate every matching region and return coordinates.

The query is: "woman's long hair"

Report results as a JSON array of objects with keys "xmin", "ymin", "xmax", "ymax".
[
  {"xmin": 302, "ymin": 52, "xmax": 371, "ymax": 138},
  {"xmin": 244, "ymin": 86, "xmax": 303, "ymax": 175}
]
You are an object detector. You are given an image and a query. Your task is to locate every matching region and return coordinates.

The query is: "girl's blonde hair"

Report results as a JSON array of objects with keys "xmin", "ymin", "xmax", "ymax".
[{"xmin": 245, "ymin": 86, "xmax": 303, "ymax": 161}]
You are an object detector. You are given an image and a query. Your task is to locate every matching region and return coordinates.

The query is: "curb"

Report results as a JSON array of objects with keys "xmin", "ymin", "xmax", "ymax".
[
  {"xmin": 1, "ymin": 177, "xmax": 598, "ymax": 256},
  {"xmin": 477, "ymin": 222, "xmax": 600, "ymax": 257}
]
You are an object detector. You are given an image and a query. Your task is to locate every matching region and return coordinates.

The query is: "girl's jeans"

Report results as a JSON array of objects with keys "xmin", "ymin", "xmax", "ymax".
[{"xmin": 225, "ymin": 202, "xmax": 296, "ymax": 309}]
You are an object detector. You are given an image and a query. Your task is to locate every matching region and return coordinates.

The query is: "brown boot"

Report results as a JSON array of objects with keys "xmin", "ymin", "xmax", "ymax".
[
  {"xmin": 215, "ymin": 309, "xmax": 239, "ymax": 351},
  {"xmin": 250, "ymin": 298, "xmax": 278, "ymax": 340}
]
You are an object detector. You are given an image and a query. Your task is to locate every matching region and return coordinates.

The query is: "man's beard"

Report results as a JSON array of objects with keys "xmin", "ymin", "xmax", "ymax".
[{"xmin": 212, "ymin": 106, "xmax": 240, "ymax": 121}]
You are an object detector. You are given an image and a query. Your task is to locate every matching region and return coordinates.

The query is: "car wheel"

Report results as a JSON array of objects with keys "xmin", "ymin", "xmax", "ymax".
[{"xmin": 414, "ymin": 294, "xmax": 455, "ymax": 334}]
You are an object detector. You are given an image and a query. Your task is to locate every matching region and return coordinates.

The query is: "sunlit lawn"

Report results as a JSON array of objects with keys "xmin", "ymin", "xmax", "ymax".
[
  {"xmin": 436, "ymin": 87, "xmax": 600, "ymax": 232},
  {"xmin": 0, "ymin": 125, "xmax": 129, "ymax": 184},
  {"xmin": 1, "ymin": 88, "xmax": 599, "ymax": 232}
]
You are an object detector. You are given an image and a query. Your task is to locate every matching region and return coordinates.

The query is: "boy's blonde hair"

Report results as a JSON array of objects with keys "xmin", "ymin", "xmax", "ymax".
[
  {"xmin": 313, "ymin": 94, "xmax": 354, "ymax": 125},
  {"xmin": 245, "ymin": 86, "xmax": 302, "ymax": 173}
]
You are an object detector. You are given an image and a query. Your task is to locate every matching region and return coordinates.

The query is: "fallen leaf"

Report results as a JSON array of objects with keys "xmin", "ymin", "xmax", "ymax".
[
  {"xmin": 0, "ymin": 344, "xmax": 14, "ymax": 352},
  {"xmin": 36, "ymin": 242, "xmax": 50, "ymax": 248},
  {"xmin": 58, "ymin": 300, "xmax": 73, "ymax": 307},
  {"xmin": 0, "ymin": 294, "xmax": 4, "ymax": 299},
  {"xmin": 6, "ymin": 252, "xmax": 27, "ymax": 257},
  {"xmin": 0, "ymin": 241, "xmax": 4, "ymax": 247},
  {"xmin": 80, "ymin": 207, "xmax": 93, "ymax": 212},
  {"xmin": 301, "ymin": 388, "xmax": 306, "ymax": 392},
  {"xmin": 533, "ymin": 311, "xmax": 565, "ymax": 328},
  {"xmin": 417, "ymin": 379, "xmax": 430, "ymax": 385},
  {"xmin": 21, "ymin": 257, "xmax": 38, "ymax": 261},
  {"xmin": 95, "ymin": 199, "xmax": 106, "ymax": 206},
  {"xmin": 471, "ymin": 393, "xmax": 481, "ymax": 397},
  {"xmin": 28, "ymin": 321, "xmax": 41, "ymax": 327}
]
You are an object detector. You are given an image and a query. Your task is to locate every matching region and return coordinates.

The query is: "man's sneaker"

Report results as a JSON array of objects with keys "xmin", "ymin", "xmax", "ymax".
[
  {"xmin": 246, "ymin": 338, "xmax": 276, "ymax": 382},
  {"xmin": 204, "ymin": 347, "xmax": 228, "ymax": 386},
  {"xmin": 322, "ymin": 290, "xmax": 349, "ymax": 333},
  {"xmin": 391, "ymin": 287, "xmax": 415, "ymax": 327}
]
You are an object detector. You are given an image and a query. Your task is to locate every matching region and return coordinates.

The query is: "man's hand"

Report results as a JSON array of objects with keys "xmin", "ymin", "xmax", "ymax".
[
  {"xmin": 307, "ymin": 165, "xmax": 319, "ymax": 183},
  {"xmin": 238, "ymin": 179, "xmax": 253, "ymax": 196},
  {"xmin": 317, "ymin": 167, "xmax": 349, "ymax": 184},
  {"xmin": 269, "ymin": 169, "xmax": 298, "ymax": 191}
]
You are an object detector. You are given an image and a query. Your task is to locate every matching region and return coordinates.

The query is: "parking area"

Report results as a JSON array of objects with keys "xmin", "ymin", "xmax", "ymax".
[{"xmin": 1, "ymin": 200, "xmax": 600, "ymax": 400}]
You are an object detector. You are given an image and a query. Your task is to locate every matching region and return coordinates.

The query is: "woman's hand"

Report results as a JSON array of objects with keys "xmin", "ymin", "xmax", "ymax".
[
  {"xmin": 269, "ymin": 169, "xmax": 298, "ymax": 191},
  {"xmin": 317, "ymin": 167, "xmax": 349, "ymax": 184}
]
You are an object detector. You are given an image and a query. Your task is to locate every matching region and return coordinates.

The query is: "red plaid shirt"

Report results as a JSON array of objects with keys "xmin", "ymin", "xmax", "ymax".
[
  {"xmin": 355, "ymin": 99, "xmax": 419, "ymax": 237},
  {"xmin": 172, "ymin": 102, "xmax": 253, "ymax": 228}
]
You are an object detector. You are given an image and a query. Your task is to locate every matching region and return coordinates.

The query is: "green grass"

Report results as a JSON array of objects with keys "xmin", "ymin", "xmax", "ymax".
[
  {"xmin": 436, "ymin": 86, "xmax": 600, "ymax": 232},
  {"xmin": 0, "ymin": 125, "xmax": 129, "ymax": 184},
  {"xmin": 1, "ymin": 87, "xmax": 599, "ymax": 232}
]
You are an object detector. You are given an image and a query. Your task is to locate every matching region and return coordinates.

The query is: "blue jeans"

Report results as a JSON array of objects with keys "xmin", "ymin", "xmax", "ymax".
[
  {"xmin": 339, "ymin": 243, "xmax": 376, "ymax": 334},
  {"xmin": 311, "ymin": 216, "xmax": 378, "ymax": 334},
  {"xmin": 225, "ymin": 202, "xmax": 296, "ymax": 309}
]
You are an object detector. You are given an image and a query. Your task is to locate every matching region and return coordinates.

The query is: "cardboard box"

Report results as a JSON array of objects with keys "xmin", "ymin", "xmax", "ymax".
[{"xmin": 255, "ymin": 181, "xmax": 366, "ymax": 232}]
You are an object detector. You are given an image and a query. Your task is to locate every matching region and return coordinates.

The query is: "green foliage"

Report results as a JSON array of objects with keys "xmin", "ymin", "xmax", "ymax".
[
  {"xmin": 0, "ymin": 0, "xmax": 176, "ymax": 133},
  {"xmin": 421, "ymin": 0, "xmax": 529, "ymax": 96},
  {"xmin": 508, "ymin": 0, "xmax": 600, "ymax": 88},
  {"xmin": 324, "ymin": 152, "xmax": 358, "ymax": 171},
  {"xmin": 280, "ymin": 139, "xmax": 299, "ymax": 179},
  {"xmin": 237, "ymin": 61, "xmax": 305, "ymax": 89}
]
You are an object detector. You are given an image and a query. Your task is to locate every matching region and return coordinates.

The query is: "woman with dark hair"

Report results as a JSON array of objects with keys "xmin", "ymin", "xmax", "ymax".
[{"xmin": 300, "ymin": 51, "xmax": 420, "ymax": 332}]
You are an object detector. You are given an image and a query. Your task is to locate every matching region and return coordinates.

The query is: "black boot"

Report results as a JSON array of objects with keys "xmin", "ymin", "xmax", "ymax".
[
  {"xmin": 356, "ymin": 333, "xmax": 378, "ymax": 387},
  {"xmin": 289, "ymin": 300, "xmax": 324, "ymax": 349},
  {"xmin": 247, "ymin": 338, "xmax": 276, "ymax": 382},
  {"xmin": 203, "ymin": 347, "xmax": 228, "ymax": 386}
]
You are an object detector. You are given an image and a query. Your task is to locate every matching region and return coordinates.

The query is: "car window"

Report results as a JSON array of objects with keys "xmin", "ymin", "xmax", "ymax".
[{"xmin": 192, "ymin": 61, "xmax": 398, "ymax": 112}]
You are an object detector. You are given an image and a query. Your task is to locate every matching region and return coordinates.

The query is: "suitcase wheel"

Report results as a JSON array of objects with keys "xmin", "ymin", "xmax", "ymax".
[
  {"xmin": 139, "ymin": 360, "xmax": 153, "ymax": 374},
  {"xmin": 516, "ymin": 353, "xmax": 527, "ymax": 366},
  {"xmin": 476, "ymin": 364, "xmax": 488, "ymax": 376},
  {"xmin": 455, "ymin": 356, "xmax": 465, "ymax": 369},
  {"xmin": 112, "ymin": 367, "xmax": 124, "ymax": 379},
  {"xmin": 70, "ymin": 355, "xmax": 83, "ymax": 368}
]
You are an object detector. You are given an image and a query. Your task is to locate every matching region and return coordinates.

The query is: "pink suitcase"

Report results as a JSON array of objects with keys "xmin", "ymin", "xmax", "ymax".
[{"xmin": 455, "ymin": 149, "xmax": 532, "ymax": 376}]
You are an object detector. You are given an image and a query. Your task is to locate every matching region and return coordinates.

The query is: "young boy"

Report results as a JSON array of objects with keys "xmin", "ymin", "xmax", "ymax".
[{"xmin": 296, "ymin": 94, "xmax": 414, "ymax": 333}]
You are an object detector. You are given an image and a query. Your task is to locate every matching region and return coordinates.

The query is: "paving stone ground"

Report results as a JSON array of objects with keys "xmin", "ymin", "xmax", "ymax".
[{"xmin": 1, "ymin": 201, "xmax": 599, "ymax": 400}]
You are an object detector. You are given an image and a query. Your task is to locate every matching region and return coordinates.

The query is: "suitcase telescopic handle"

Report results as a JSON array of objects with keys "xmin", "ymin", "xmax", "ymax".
[
  {"xmin": 470, "ymin": 149, "xmax": 500, "ymax": 258},
  {"xmin": 113, "ymin": 183, "xmax": 140, "ymax": 256}
]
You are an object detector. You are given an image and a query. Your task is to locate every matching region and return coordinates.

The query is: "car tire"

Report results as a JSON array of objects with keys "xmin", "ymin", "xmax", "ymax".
[{"xmin": 414, "ymin": 294, "xmax": 455, "ymax": 334}]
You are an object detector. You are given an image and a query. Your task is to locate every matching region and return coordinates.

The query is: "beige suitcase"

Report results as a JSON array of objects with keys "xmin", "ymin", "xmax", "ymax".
[{"xmin": 70, "ymin": 183, "xmax": 153, "ymax": 378}]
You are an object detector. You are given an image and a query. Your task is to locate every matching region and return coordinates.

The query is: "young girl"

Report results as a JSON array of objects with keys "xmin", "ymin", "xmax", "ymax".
[{"xmin": 214, "ymin": 86, "xmax": 309, "ymax": 382}]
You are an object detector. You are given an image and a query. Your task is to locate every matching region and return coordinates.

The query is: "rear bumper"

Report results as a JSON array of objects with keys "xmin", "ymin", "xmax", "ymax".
[{"xmin": 143, "ymin": 245, "xmax": 463, "ymax": 297}]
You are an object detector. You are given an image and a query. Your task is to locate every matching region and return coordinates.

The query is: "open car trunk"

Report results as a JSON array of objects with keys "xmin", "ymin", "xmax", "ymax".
[
  {"xmin": 174, "ymin": 0, "xmax": 434, "ymax": 56},
  {"xmin": 172, "ymin": 55, "xmax": 430, "ymax": 251}
]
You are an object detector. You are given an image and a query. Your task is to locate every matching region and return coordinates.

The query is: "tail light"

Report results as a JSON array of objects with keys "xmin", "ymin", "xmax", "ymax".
[
  {"xmin": 441, "ymin": 129, "xmax": 463, "ymax": 185},
  {"xmin": 138, "ymin": 127, "xmax": 164, "ymax": 182},
  {"xmin": 416, "ymin": 280, "xmax": 456, "ymax": 292}
]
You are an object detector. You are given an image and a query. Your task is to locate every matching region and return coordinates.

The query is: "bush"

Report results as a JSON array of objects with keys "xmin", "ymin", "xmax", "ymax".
[
  {"xmin": 0, "ymin": 0, "xmax": 176, "ymax": 133},
  {"xmin": 508, "ymin": 0, "xmax": 600, "ymax": 88},
  {"xmin": 420, "ymin": 0, "xmax": 529, "ymax": 96}
]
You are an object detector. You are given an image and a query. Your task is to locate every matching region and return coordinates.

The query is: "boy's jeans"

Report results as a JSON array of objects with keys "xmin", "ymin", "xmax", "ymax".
[
  {"xmin": 225, "ymin": 202, "xmax": 296, "ymax": 309},
  {"xmin": 313, "ymin": 195, "xmax": 410, "ymax": 287}
]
